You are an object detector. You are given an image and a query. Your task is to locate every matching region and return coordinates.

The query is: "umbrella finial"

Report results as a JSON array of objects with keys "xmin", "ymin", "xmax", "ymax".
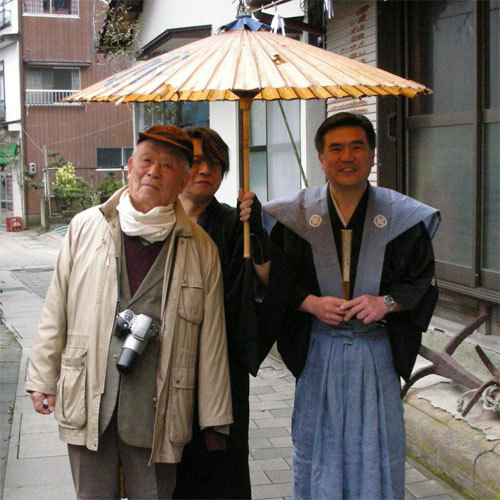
[{"xmin": 219, "ymin": 14, "xmax": 271, "ymax": 32}]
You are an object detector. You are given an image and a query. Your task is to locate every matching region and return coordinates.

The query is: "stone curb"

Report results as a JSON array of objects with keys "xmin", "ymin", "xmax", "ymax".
[{"xmin": 404, "ymin": 390, "xmax": 500, "ymax": 499}]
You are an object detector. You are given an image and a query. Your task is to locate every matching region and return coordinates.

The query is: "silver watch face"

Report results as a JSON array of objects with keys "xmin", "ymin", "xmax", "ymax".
[{"xmin": 384, "ymin": 295, "xmax": 394, "ymax": 308}]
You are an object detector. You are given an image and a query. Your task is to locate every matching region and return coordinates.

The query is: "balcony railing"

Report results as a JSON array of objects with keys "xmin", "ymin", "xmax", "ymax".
[
  {"xmin": 0, "ymin": 8, "xmax": 11, "ymax": 30},
  {"xmin": 25, "ymin": 89, "xmax": 83, "ymax": 106}
]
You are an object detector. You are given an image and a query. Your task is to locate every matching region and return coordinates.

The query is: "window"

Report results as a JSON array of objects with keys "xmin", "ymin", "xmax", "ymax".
[
  {"xmin": 0, "ymin": 61, "xmax": 4, "ymax": 121},
  {"xmin": 249, "ymin": 100, "xmax": 302, "ymax": 203},
  {"xmin": 0, "ymin": 0, "xmax": 11, "ymax": 29},
  {"xmin": 23, "ymin": 0, "xmax": 78, "ymax": 16},
  {"xmin": 407, "ymin": 0, "xmax": 500, "ymax": 293},
  {"xmin": 135, "ymin": 102, "xmax": 209, "ymax": 131},
  {"xmin": 25, "ymin": 67, "xmax": 80, "ymax": 106},
  {"xmin": 96, "ymin": 148, "xmax": 133, "ymax": 168}
]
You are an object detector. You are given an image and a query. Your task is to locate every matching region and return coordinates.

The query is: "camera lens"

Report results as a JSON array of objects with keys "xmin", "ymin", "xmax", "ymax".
[{"xmin": 116, "ymin": 348, "xmax": 140, "ymax": 375}]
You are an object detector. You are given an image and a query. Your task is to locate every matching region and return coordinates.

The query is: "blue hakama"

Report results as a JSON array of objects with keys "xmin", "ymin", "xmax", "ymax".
[{"xmin": 292, "ymin": 324, "xmax": 405, "ymax": 500}]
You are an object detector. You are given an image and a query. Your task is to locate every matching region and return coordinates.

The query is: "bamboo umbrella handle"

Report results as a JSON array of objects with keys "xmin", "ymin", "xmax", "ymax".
[{"xmin": 240, "ymin": 97, "xmax": 252, "ymax": 259}]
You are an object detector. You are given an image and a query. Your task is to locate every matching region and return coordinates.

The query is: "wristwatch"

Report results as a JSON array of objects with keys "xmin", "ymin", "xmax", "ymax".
[{"xmin": 383, "ymin": 295, "xmax": 395, "ymax": 313}]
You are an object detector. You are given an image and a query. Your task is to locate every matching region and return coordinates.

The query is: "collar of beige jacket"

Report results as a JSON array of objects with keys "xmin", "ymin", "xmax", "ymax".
[{"xmin": 100, "ymin": 186, "xmax": 193, "ymax": 238}]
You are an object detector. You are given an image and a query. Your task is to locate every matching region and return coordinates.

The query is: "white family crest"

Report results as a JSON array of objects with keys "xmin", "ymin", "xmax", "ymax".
[
  {"xmin": 309, "ymin": 214, "xmax": 322, "ymax": 227},
  {"xmin": 373, "ymin": 214, "xmax": 387, "ymax": 228}
]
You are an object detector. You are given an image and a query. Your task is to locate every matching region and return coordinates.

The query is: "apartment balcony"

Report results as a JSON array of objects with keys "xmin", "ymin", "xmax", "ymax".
[
  {"xmin": 25, "ymin": 89, "xmax": 84, "ymax": 106},
  {"xmin": 0, "ymin": 7, "xmax": 11, "ymax": 30}
]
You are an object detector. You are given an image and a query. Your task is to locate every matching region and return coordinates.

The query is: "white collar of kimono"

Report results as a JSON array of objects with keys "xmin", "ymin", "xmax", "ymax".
[
  {"xmin": 329, "ymin": 191, "xmax": 348, "ymax": 227},
  {"xmin": 116, "ymin": 190, "xmax": 176, "ymax": 243}
]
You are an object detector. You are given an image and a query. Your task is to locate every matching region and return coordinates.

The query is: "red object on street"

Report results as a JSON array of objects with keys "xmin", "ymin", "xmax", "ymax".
[{"xmin": 6, "ymin": 217, "xmax": 22, "ymax": 232}]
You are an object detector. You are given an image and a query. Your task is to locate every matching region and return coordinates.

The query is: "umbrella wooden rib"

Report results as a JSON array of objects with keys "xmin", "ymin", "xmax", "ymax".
[
  {"xmin": 246, "ymin": 31, "xmax": 327, "ymax": 89},
  {"xmin": 171, "ymin": 34, "xmax": 246, "ymax": 95},
  {"xmin": 263, "ymin": 31, "xmax": 424, "ymax": 89}
]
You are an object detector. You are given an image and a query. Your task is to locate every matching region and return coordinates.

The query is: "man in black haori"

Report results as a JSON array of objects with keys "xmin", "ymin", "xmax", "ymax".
[
  {"xmin": 173, "ymin": 126, "xmax": 274, "ymax": 500},
  {"xmin": 263, "ymin": 113, "xmax": 440, "ymax": 500}
]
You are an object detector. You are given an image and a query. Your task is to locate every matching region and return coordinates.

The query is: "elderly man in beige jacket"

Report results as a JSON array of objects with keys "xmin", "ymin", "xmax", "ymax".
[{"xmin": 26, "ymin": 125, "xmax": 232, "ymax": 499}]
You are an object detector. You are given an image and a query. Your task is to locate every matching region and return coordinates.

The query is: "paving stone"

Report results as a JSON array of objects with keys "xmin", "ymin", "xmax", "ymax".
[
  {"xmin": 250, "ymin": 470, "xmax": 271, "ymax": 486},
  {"xmin": 250, "ymin": 410, "xmax": 273, "ymax": 420},
  {"xmin": 251, "ymin": 401, "xmax": 290, "ymax": 411},
  {"xmin": 255, "ymin": 417, "xmax": 291, "ymax": 429},
  {"xmin": 266, "ymin": 469, "xmax": 293, "ymax": 484},
  {"xmin": 249, "ymin": 438, "xmax": 273, "ymax": 450},
  {"xmin": 405, "ymin": 479, "xmax": 448, "ymax": 498},
  {"xmin": 270, "ymin": 408, "xmax": 293, "ymax": 418},
  {"xmin": 248, "ymin": 458, "xmax": 290, "ymax": 472},
  {"xmin": 18, "ymin": 431, "xmax": 67, "ymax": 458},
  {"xmin": 250, "ymin": 385, "xmax": 277, "ymax": 395},
  {"xmin": 250, "ymin": 447, "xmax": 293, "ymax": 460},
  {"xmin": 405, "ymin": 467, "xmax": 428, "ymax": 484},
  {"xmin": 269, "ymin": 436, "xmax": 293, "ymax": 448},
  {"xmin": 5, "ymin": 455, "xmax": 72, "ymax": 488},
  {"xmin": 0, "ymin": 391, "xmax": 17, "ymax": 403},
  {"xmin": 248, "ymin": 428, "xmax": 290, "ymax": 439},
  {"xmin": 257, "ymin": 391, "xmax": 295, "ymax": 401},
  {"xmin": 3, "ymin": 484, "xmax": 76, "ymax": 499},
  {"xmin": 252, "ymin": 481, "xmax": 292, "ymax": 499},
  {"xmin": 257, "ymin": 369, "xmax": 290, "ymax": 380},
  {"xmin": 20, "ymin": 411, "xmax": 59, "ymax": 434},
  {"xmin": 250, "ymin": 377, "xmax": 286, "ymax": 388}
]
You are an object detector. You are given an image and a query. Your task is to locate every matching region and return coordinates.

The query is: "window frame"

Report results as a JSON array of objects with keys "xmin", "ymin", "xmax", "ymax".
[
  {"xmin": 96, "ymin": 147, "xmax": 133, "ymax": 169},
  {"xmin": 405, "ymin": 0, "xmax": 500, "ymax": 296},
  {"xmin": 0, "ymin": 0, "xmax": 11, "ymax": 29},
  {"xmin": 25, "ymin": 66, "xmax": 81, "ymax": 107},
  {"xmin": 22, "ymin": 0, "xmax": 79, "ymax": 17}
]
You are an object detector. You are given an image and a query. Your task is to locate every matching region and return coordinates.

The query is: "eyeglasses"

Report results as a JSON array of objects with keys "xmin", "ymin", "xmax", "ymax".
[{"xmin": 192, "ymin": 156, "xmax": 221, "ymax": 170}]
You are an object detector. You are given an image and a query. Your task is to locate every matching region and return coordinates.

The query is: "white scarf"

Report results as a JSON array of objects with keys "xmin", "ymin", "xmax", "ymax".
[{"xmin": 116, "ymin": 191, "xmax": 176, "ymax": 243}]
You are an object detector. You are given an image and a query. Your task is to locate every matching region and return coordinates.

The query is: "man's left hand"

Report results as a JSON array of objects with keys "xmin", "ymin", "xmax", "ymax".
[
  {"xmin": 340, "ymin": 295, "xmax": 390, "ymax": 323},
  {"xmin": 238, "ymin": 189, "xmax": 256, "ymax": 223}
]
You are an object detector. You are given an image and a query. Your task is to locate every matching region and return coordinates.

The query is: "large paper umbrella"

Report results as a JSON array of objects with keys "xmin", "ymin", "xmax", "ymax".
[{"xmin": 67, "ymin": 15, "xmax": 431, "ymax": 256}]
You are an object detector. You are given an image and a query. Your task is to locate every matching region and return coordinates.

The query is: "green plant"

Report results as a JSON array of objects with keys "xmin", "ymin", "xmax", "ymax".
[
  {"xmin": 5, "ymin": 330, "xmax": 18, "ymax": 340},
  {"xmin": 99, "ymin": 3, "xmax": 141, "ymax": 61},
  {"xmin": 96, "ymin": 172, "xmax": 123, "ymax": 202},
  {"xmin": 52, "ymin": 163, "xmax": 81, "ymax": 211},
  {"xmin": 27, "ymin": 180, "xmax": 44, "ymax": 190}
]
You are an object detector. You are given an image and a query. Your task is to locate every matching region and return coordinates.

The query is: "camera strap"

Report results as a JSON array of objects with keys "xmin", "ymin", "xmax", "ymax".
[{"xmin": 113, "ymin": 251, "xmax": 121, "ymax": 319}]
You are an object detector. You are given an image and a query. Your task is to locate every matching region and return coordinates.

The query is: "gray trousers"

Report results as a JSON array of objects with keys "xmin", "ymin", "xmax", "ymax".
[{"xmin": 67, "ymin": 415, "xmax": 176, "ymax": 499}]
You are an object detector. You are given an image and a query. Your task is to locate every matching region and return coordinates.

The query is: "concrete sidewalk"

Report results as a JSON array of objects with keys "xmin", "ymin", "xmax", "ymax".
[{"xmin": 0, "ymin": 227, "xmax": 474, "ymax": 499}]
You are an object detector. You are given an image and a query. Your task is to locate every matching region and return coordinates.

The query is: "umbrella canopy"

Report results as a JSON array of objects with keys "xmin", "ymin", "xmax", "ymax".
[
  {"xmin": 67, "ymin": 15, "xmax": 431, "ymax": 257},
  {"xmin": 67, "ymin": 19, "xmax": 429, "ymax": 104}
]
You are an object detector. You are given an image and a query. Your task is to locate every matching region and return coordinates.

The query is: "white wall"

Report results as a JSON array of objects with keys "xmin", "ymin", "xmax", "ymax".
[
  {"xmin": 301, "ymin": 99, "xmax": 326, "ymax": 188},
  {"xmin": 138, "ymin": 0, "xmax": 238, "ymax": 47},
  {"xmin": 3, "ymin": 42, "xmax": 22, "ymax": 126},
  {"xmin": 0, "ymin": 0, "xmax": 22, "ymax": 217},
  {"xmin": 209, "ymin": 100, "xmax": 239, "ymax": 205}
]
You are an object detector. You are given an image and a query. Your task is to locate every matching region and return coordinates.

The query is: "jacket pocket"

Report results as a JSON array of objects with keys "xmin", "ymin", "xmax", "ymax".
[
  {"xmin": 169, "ymin": 367, "xmax": 195, "ymax": 445},
  {"xmin": 54, "ymin": 348, "xmax": 87, "ymax": 429},
  {"xmin": 178, "ymin": 275, "xmax": 204, "ymax": 324}
]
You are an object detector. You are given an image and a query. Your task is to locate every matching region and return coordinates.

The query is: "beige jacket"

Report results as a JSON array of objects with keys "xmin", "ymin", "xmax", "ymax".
[{"xmin": 26, "ymin": 188, "xmax": 232, "ymax": 463}]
